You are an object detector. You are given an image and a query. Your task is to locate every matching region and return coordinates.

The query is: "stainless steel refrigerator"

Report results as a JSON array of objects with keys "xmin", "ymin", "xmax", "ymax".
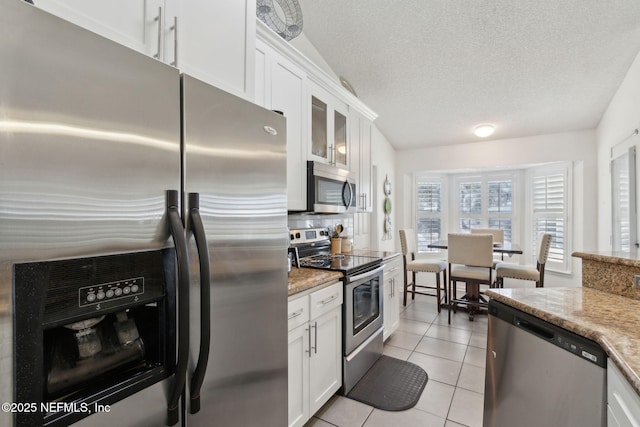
[{"xmin": 0, "ymin": 1, "xmax": 288, "ymax": 426}]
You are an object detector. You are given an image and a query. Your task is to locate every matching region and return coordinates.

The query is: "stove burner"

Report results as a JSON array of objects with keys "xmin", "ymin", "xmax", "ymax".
[{"xmin": 300, "ymin": 254, "xmax": 347, "ymax": 269}]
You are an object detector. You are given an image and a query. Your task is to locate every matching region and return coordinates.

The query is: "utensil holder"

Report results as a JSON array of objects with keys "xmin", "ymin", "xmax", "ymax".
[{"xmin": 330, "ymin": 238, "xmax": 342, "ymax": 254}]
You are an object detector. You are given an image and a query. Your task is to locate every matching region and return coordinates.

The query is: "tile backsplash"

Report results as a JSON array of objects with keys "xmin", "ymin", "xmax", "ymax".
[{"xmin": 287, "ymin": 213, "xmax": 354, "ymax": 239}]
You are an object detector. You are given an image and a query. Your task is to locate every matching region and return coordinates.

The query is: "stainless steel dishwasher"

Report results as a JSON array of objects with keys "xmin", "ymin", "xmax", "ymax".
[{"xmin": 484, "ymin": 300, "xmax": 607, "ymax": 427}]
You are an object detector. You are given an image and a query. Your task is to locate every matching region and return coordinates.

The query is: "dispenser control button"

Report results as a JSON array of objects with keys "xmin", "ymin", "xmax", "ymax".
[
  {"xmin": 131, "ymin": 284, "xmax": 139, "ymax": 293},
  {"xmin": 86, "ymin": 293, "xmax": 96, "ymax": 303},
  {"xmin": 114, "ymin": 288, "xmax": 123, "ymax": 297},
  {"xmin": 123, "ymin": 287, "xmax": 131, "ymax": 295},
  {"xmin": 96, "ymin": 291, "xmax": 105, "ymax": 300},
  {"xmin": 106, "ymin": 289, "xmax": 114, "ymax": 298}
]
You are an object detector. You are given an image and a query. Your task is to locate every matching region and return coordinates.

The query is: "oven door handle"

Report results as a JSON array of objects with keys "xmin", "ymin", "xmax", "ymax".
[
  {"xmin": 188, "ymin": 193, "xmax": 211, "ymax": 415},
  {"xmin": 166, "ymin": 190, "xmax": 190, "ymax": 426},
  {"xmin": 348, "ymin": 266, "xmax": 384, "ymax": 283}
]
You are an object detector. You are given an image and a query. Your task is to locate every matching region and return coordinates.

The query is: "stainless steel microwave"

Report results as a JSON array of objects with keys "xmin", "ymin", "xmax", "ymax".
[{"xmin": 306, "ymin": 161, "xmax": 356, "ymax": 213}]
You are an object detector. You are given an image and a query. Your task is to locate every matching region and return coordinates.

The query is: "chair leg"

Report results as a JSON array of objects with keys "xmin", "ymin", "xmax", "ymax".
[
  {"xmin": 447, "ymin": 276, "xmax": 452, "ymax": 324},
  {"xmin": 443, "ymin": 269, "xmax": 448, "ymax": 305},
  {"xmin": 411, "ymin": 272, "xmax": 416, "ymax": 300},
  {"xmin": 403, "ymin": 269, "xmax": 408, "ymax": 306},
  {"xmin": 435, "ymin": 272, "xmax": 441, "ymax": 313}
]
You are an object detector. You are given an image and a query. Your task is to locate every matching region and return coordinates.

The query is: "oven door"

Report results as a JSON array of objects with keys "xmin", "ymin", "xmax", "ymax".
[{"xmin": 344, "ymin": 266, "xmax": 384, "ymax": 355}]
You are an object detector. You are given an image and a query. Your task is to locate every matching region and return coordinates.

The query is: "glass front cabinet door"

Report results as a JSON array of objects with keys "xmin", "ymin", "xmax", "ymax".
[{"xmin": 308, "ymin": 81, "xmax": 349, "ymax": 169}]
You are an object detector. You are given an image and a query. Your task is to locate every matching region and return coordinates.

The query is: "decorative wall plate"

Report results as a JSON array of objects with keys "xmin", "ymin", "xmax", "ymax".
[
  {"xmin": 383, "ymin": 175, "xmax": 392, "ymax": 196},
  {"xmin": 384, "ymin": 198, "xmax": 392, "ymax": 214}
]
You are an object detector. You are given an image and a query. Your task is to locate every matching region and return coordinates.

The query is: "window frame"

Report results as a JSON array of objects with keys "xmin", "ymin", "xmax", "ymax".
[
  {"xmin": 526, "ymin": 163, "xmax": 572, "ymax": 274},
  {"xmin": 452, "ymin": 172, "xmax": 518, "ymax": 243},
  {"xmin": 414, "ymin": 174, "xmax": 447, "ymax": 253}
]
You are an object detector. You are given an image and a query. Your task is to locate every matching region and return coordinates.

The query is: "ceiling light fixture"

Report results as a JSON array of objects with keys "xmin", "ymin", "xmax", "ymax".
[{"xmin": 473, "ymin": 124, "xmax": 495, "ymax": 138}]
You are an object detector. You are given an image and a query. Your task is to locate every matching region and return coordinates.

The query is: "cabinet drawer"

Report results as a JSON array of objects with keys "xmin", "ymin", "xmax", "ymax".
[
  {"xmin": 310, "ymin": 282, "xmax": 343, "ymax": 320},
  {"xmin": 384, "ymin": 256, "xmax": 402, "ymax": 278},
  {"xmin": 288, "ymin": 295, "xmax": 310, "ymax": 332}
]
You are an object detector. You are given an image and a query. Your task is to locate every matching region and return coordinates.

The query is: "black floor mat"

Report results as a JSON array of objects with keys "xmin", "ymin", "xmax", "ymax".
[{"xmin": 346, "ymin": 355, "xmax": 428, "ymax": 411}]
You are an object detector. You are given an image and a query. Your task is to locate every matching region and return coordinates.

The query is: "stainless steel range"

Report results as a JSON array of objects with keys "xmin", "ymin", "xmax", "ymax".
[{"xmin": 291, "ymin": 227, "xmax": 384, "ymax": 394}]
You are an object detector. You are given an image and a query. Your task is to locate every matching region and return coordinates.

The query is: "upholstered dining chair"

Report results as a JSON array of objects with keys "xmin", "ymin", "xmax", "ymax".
[
  {"xmin": 398, "ymin": 229, "xmax": 447, "ymax": 312},
  {"xmin": 495, "ymin": 233, "xmax": 552, "ymax": 288},
  {"xmin": 471, "ymin": 228, "xmax": 505, "ymax": 263},
  {"xmin": 447, "ymin": 233, "xmax": 494, "ymax": 322},
  {"xmin": 470, "ymin": 228, "xmax": 504, "ymax": 244}
]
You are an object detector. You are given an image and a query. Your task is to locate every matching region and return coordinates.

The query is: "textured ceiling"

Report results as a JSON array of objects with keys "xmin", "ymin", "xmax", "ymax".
[{"xmin": 297, "ymin": 0, "xmax": 640, "ymax": 149}]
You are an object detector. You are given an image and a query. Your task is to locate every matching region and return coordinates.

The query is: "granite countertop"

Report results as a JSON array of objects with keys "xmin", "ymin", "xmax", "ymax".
[
  {"xmin": 348, "ymin": 249, "xmax": 401, "ymax": 261},
  {"xmin": 288, "ymin": 267, "xmax": 343, "ymax": 297},
  {"xmin": 486, "ymin": 287, "xmax": 640, "ymax": 396},
  {"xmin": 573, "ymin": 250, "xmax": 640, "ymax": 267}
]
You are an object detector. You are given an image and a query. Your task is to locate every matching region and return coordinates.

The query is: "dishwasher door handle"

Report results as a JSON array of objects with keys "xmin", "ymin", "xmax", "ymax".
[{"xmin": 515, "ymin": 318, "xmax": 554, "ymax": 340}]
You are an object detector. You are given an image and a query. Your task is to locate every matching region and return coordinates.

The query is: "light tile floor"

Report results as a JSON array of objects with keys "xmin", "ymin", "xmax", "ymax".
[{"xmin": 305, "ymin": 293, "xmax": 488, "ymax": 427}]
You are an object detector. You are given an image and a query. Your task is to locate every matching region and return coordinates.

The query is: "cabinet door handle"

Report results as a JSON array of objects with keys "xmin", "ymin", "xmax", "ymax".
[
  {"xmin": 153, "ymin": 6, "xmax": 163, "ymax": 60},
  {"xmin": 305, "ymin": 327, "xmax": 311, "ymax": 357},
  {"xmin": 288, "ymin": 309, "xmax": 304, "ymax": 320},
  {"xmin": 169, "ymin": 16, "xmax": 178, "ymax": 67},
  {"xmin": 312, "ymin": 322, "xmax": 318, "ymax": 354},
  {"xmin": 388, "ymin": 266, "xmax": 400, "ymax": 273},
  {"xmin": 320, "ymin": 294, "xmax": 338, "ymax": 305}
]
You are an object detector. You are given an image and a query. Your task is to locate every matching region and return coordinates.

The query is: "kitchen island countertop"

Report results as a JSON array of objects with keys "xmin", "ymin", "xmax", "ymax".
[
  {"xmin": 486, "ymin": 287, "xmax": 640, "ymax": 396},
  {"xmin": 288, "ymin": 267, "xmax": 343, "ymax": 297}
]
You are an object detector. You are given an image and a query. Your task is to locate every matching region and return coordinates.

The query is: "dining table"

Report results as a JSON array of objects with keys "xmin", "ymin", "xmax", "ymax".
[
  {"xmin": 427, "ymin": 240, "xmax": 524, "ymax": 319},
  {"xmin": 427, "ymin": 240, "xmax": 523, "ymax": 256}
]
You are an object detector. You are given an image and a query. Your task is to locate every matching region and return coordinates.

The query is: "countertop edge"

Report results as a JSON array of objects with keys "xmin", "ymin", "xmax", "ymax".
[
  {"xmin": 486, "ymin": 289, "xmax": 640, "ymax": 396},
  {"xmin": 572, "ymin": 251, "xmax": 640, "ymax": 267},
  {"xmin": 287, "ymin": 268, "xmax": 343, "ymax": 298}
]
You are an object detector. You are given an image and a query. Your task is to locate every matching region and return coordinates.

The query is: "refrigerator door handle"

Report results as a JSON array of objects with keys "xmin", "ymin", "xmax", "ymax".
[
  {"xmin": 187, "ymin": 193, "xmax": 211, "ymax": 414},
  {"xmin": 166, "ymin": 190, "xmax": 190, "ymax": 426}
]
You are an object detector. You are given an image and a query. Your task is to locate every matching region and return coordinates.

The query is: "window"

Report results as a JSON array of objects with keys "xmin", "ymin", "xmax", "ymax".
[
  {"xmin": 488, "ymin": 180, "xmax": 513, "ymax": 242},
  {"xmin": 611, "ymin": 147, "xmax": 636, "ymax": 251},
  {"xmin": 455, "ymin": 175, "xmax": 515, "ymax": 242},
  {"xmin": 530, "ymin": 164, "xmax": 571, "ymax": 273},
  {"xmin": 458, "ymin": 181, "xmax": 482, "ymax": 232},
  {"xmin": 416, "ymin": 176, "xmax": 444, "ymax": 252}
]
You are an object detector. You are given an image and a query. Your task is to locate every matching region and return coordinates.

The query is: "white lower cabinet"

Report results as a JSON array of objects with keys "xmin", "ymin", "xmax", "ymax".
[
  {"xmin": 288, "ymin": 282, "xmax": 343, "ymax": 427},
  {"xmin": 383, "ymin": 254, "xmax": 402, "ymax": 341},
  {"xmin": 608, "ymin": 359, "xmax": 640, "ymax": 427}
]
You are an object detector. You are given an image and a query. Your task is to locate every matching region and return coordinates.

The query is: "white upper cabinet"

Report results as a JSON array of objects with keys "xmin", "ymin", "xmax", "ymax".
[
  {"xmin": 350, "ymin": 110, "xmax": 373, "ymax": 212},
  {"xmin": 172, "ymin": 0, "xmax": 255, "ymax": 99},
  {"xmin": 255, "ymin": 39, "xmax": 307, "ymax": 210},
  {"xmin": 307, "ymin": 80, "xmax": 349, "ymax": 170},
  {"xmin": 32, "ymin": 0, "xmax": 160, "ymax": 56},
  {"xmin": 32, "ymin": 0, "xmax": 255, "ymax": 99}
]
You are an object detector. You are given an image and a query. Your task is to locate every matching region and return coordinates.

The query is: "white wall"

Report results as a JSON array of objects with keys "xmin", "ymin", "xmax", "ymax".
[
  {"xmin": 395, "ymin": 130, "xmax": 598, "ymax": 287},
  {"xmin": 370, "ymin": 125, "xmax": 397, "ymax": 252},
  {"xmin": 597, "ymin": 50, "xmax": 640, "ymax": 249}
]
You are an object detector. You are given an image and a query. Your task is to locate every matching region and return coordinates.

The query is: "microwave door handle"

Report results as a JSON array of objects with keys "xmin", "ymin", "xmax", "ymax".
[
  {"xmin": 188, "ymin": 193, "xmax": 211, "ymax": 414},
  {"xmin": 166, "ymin": 190, "xmax": 190, "ymax": 426},
  {"xmin": 342, "ymin": 180, "xmax": 353, "ymax": 210}
]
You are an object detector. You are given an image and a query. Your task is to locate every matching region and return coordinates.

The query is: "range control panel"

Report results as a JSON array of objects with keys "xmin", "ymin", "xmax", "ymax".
[
  {"xmin": 289, "ymin": 227, "xmax": 330, "ymax": 245},
  {"xmin": 79, "ymin": 277, "xmax": 144, "ymax": 307}
]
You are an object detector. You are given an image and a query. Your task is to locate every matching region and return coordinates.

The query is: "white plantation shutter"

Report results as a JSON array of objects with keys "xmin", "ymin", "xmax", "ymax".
[
  {"xmin": 611, "ymin": 148, "xmax": 636, "ymax": 251},
  {"xmin": 459, "ymin": 181, "xmax": 482, "ymax": 232},
  {"xmin": 488, "ymin": 180, "xmax": 513, "ymax": 242},
  {"xmin": 416, "ymin": 178, "xmax": 444, "ymax": 252},
  {"xmin": 530, "ymin": 166, "xmax": 570, "ymax": 272},
  {"xmin": 454, "ymin": 176, "xmax": 515, "ymax": 241}
]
